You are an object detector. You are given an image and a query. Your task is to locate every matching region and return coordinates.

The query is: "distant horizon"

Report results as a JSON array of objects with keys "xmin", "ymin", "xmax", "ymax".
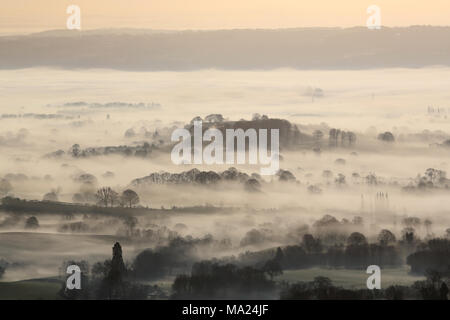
[
  {"xmin": 2, "ymin": 24, "xmax": 450, "ymax": 37},
  {"xmin": 2, "ymin": 0, "xmax": 450, "ymax": 34}
]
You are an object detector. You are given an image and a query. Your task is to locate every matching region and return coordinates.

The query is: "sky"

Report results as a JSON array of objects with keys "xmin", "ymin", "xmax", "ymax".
[{"xmin": 1, "ymin": 0, "xmax": 450, "ymax": 34}]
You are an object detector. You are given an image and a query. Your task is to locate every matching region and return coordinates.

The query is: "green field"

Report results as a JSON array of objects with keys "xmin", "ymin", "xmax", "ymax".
[
  {"xmin": 0, "ymin": 278, "xmax": 62, "ymax": 300},
  {"xmin": 276, "ymin": 266, "xmax": 425, "ymax": 289}
]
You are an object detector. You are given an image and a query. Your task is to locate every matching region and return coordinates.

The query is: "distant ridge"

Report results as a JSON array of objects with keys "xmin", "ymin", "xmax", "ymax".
[{"xmin": 1, "ymin": 26, "xmax": 450, "ymax": 70}]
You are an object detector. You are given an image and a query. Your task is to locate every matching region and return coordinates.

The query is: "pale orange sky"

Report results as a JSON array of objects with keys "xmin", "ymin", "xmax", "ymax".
[{"xmin": 1, "ymin": 0, "xmax": 449, "ymax": 34}]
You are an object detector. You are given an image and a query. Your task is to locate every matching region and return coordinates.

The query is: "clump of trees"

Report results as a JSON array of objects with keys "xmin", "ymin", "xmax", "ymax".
[
  {"xmin": 236, "ymin": 228, "xmax": 402, "ymax": 272},
  {"xmin": 416, "ymin": 168, "xmax": 448, "ymax": 189},
  {"xmin": 96, "ymin": 187, "xmax": 119, "ymax": 207},
  {"xmin": 252, "ymin": 113, "xmax": 269, "ymax": 121},
  {"xmin": 132, "ymin": 236, "xmax": 221, "ymax": 280},
  {"xmin": 95, "ymin": 187, "xmax": 140, "ymax": 208},
  {"xmin": 43, "ymin": 188, "xmax": 61, "ymax": 202},
  {"xmin": 43, "ymin": 191, "xmax": 58, "ymax": 202},
  {"xmin": 67, "ymin": 143, "xmax": 153, "ymax": 158},
  {"xmin": 329, "ymin": 129, "xmax": 356, "ymax": 147},
  {"xmin": 244, "ymin": 178, "xmax": 261, "ymax": 192},
  {"xmin": 171, "ymin": 261, "xmax": 275, "ymax": 299},
  {"xmin": 263, "ymin": 247, "xmax": 284, "ymax": 280},
  {"xmin": 280, "ymin": 274, "xmax": 449, "ymax": 300},
  {"xmin": 377, "ymin": 131, "xmax": 395, "ymax": 142},
  {"xmin": 382, "ymin": 270, "xmax": 449, "ymax": 300},
  {"xmin": 58, "ymin": 221, "xmax": 89, "ymax": 233},
  {"xmin": 407, "ymin": 239, "xmax": 450, "ymax": 275},
  {"xmin": 280, "ymin": 276, "xmax": 378, "ymax": 300},
  {"xmin": 205, "ymin": 114, "xmax": 225, "ymax": 123},
  {"xmin": 276, "ymin": 169, "xmax": 296, "ymax": 182}
]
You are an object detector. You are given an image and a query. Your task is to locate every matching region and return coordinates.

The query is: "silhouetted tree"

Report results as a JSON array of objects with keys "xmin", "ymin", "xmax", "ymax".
[
  {"xmin": 385, "ymin": 285, "xmax": 405, "ymax": 300},
  {"xmin": 263, "ymin": 258, "xmax": 283, "ymax": 280},
  {"xmin": 43, "ymin": 190, "xmax": 59, "ymax": 202},
  {"xmin": 244, "ymin": 178, "xmax": 261, "ymax": 192},
  {"xmin": 25, "ymin": 216, "xmax": 39, "ymax": 229},
  {"xmin": 407, "ymin": 240, "xmax": 450, "ymax": 275},
  {"xmin": 345, "ymin": 232, "xmax": 369, "ymax": 268},
  {"xmin": 365, "ymin": 173, "xmax": 378, "ymax": 185},
  {"xmin": 302, "ymin": 234, "xmax": 323, "ymax": 254},
  {"xmin": 347, "ymin": 232, "xmax": 368, "ymax": 246},
  {"xmin": 378, "ymin": 229, "xmax": 396, "ymax": 246},
  {"xmin": 120, "ymin": 189, "xmax": 140, "ymax": 208},
  {"xmin": 171, "ymin": 261, "xmax": 274, "ymax": 299},
  {"xmin": 103, "ymin": 242, "xmax": 127, "ymax": 299},
  {"xmin": 377, "ymin": 132, "xmax": 395, "ymax": 142},
  {"xmin": 440, "ymin": 282, "xmax": 449, "ymax": 300},
  {"xmin": 0, "ymin": 179, "xmax": 12, "ymax": 196},
  {"xmin": 70, "ymin": 144, "xmax": 81, "ymax": 157},
  {"xmin": 92, "ymin": 242, "xmax": 147, "ymax": 300},
  {"xmin": 204, "ymin": 114, "xmax": 224, "ymax": 123},
  {"xmin": 402, "ymin": 227, "xmax": 416, "ymax": 245},
  {"xmin": 312, "ymin": 276, "xmax": 333, "ymax": 299}
]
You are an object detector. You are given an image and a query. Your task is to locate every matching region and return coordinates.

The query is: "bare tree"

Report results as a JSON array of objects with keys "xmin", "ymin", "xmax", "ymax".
[{"xmin": 96, "ymin": 187, "xmax": 116, "ymax": 207}]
